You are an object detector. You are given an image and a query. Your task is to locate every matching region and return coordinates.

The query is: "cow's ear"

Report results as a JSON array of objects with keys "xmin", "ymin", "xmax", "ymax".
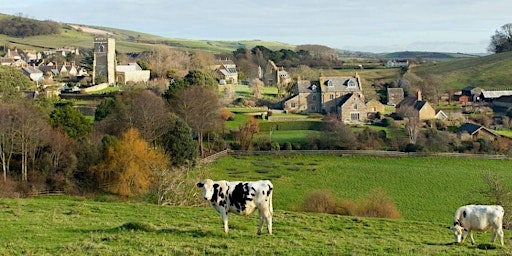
[{"xmin": 196, "ymin": 182, "xmax": 204, "ymax": 188}]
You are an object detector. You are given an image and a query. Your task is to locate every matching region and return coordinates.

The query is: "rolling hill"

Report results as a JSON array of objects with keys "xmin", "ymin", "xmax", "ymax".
[{"xmin": 409, "ymin": 51, "xmax": 512, "ymax": 90}]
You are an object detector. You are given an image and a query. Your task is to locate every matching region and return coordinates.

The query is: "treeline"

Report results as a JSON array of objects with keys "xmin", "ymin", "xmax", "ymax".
[
  {"xmin": 0, "ymin": 16, "xmax": 60, "ymax": 37},
  {"xmin": 232, "ymin": 45, "xmax": 345, "ymax": 71}
]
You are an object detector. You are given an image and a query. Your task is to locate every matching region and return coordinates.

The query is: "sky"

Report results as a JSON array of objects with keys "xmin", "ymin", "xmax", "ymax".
[{"xmin": 2, "ymin": 0, "xmax": 511, "ymax": 53}]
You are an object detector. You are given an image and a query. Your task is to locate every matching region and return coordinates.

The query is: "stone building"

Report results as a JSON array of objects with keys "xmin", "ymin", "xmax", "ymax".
[{"xmin": 93, "ymin": 36, "xmax": 116, "ymax": 84}]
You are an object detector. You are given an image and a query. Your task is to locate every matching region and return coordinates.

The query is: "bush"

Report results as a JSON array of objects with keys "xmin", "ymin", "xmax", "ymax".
[
  {"xmin": 355, "ymin": 188, "xmax": 401, "ymax": 219},
  {"xmin": 300, "ymin": 188, "xmax": 401, "ymax": 219},
  {"xmin": 300, "ymin": 189, "xmax": 339, "ymax": 214}
]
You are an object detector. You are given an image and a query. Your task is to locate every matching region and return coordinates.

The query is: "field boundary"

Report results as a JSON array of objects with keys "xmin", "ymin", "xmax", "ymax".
[{"xmin": 228, "ymin": 150, "xmax": 510, "ymax": 160}]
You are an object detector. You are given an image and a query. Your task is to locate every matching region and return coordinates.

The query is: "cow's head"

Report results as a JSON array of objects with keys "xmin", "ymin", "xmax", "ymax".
[
  {"xmin": 448, "ymin": 221, "xmax": 468, "ymax": 243},
  {"xmin": 196, "ymin": 179, "xmax": 215, "ymax": 201}
]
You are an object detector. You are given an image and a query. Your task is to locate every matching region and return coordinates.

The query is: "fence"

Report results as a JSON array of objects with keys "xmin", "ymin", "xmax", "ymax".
[{"xmin": 226, "ymin": 150, "xmax": 510, "ymax": 160}]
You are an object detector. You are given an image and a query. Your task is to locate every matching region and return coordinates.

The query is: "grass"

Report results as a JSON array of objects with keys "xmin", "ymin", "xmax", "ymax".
[
  {"xmin": 2, "ymin": 155, "xmax": 512, "ymax": 254},
  {"xmin": 208, "ymin": 155, "xmax": 512, "ymax": 225},
  {"xmin": 0, "ymin": 196, "xmax": 509, "ymax": 255}
]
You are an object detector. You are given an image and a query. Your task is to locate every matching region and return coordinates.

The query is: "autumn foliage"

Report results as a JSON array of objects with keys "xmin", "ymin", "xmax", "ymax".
[{"xmin": 91, "ymin": 128, "xmax": 170, "ymax": 197}]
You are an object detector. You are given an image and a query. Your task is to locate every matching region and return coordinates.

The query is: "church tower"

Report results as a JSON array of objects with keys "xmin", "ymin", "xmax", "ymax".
[{"xmin": 93, "ymin": 36, "xmax": 116, "ymax": 84}]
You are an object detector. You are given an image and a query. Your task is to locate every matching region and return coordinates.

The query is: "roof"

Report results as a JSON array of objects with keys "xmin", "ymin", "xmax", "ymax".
[
  {"xmin": 297, "ymin": 80, "xmax": 318, "ymax": 93},
  {"xmin": 321, "ymin": 76, "xmax": 360, "ymax": 93},
  {"xmin": 116, "ymin": 63, "xmax": 142, "ymax": 72},
  {"xmin": 456, "ymin": 122, "xmax": 498, "ymax": 136},
  {"xmin": 481, "ymin": 90, "xmax": 512, "ymax": 99}
]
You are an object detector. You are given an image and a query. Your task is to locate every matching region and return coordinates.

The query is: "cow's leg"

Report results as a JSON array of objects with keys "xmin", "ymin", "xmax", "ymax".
[
  {"xmin": 265, "ymin": 210, "xmax": 273, "ymax": 235},
  {"xmin": 497, "ymin": 227, "xmax": 504, "ymax": 246},
  {"xmin": 260, "ymin": 208, "xmax": 272, "ymax": 235},
  {"xmin": 220, "ymin": 211, "xmax": 229, "ymax": 234},
  {"xmin": 491, "ymin": 229, "xmax": 497, "ymax": 244},
  {"xmin": 257, "ymin": 209, "xmax": 264, "ymax": 235},
  {"xmin": 468, "ymin": 231, "xmax": 475, "ymax": 245}
]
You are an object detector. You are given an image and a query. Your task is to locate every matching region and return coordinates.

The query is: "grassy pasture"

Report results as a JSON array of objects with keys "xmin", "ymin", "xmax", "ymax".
[
  {"xmin": 2, "ymin": 155, "xmax": 512, "ymax": 255},
  {"xmin": 207, "ymin": 155, "xmax": 512, "ymax": 224},
  {"xmin": 0, "ymin": 196, "xmax": 487, "ymax": 255}
]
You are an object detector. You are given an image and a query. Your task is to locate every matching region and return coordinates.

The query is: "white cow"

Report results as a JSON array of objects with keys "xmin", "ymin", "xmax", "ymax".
[
  {"xmin": 196, "ymin": 179, "xmax": 273, "ymax": 235},
  {"xmin": 449, "ymin": 205, "xmax": 504, "ymax": 245}
]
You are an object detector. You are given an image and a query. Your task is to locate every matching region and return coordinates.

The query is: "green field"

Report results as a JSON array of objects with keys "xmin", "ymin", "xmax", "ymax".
[
  {"xmin": 2, "ymin": 155, "xmax": 512, "ymax": 255},
  {"xmin": 206, "ymin": 155, "xmax": 512, "ymax": 224}
]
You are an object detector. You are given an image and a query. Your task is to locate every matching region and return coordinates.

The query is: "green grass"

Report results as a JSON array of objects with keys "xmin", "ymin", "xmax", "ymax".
[
  {"xmin": 2, "ymin": 155, "xmax": 512, "ymax": 255},
  {"xmin": 208, "ymin": 155, "xmax": 512, "ymax": 224},
  {"xmin": 411, "ymin": 51, "xmax": 512, "ymax": 90},
  {"xmin": 254, "ymin": 130, "xmax": 322, "ymax": 144},
  {"xmin": 0, "ymin": 196, "xmax": 508, "ymax": 255}
]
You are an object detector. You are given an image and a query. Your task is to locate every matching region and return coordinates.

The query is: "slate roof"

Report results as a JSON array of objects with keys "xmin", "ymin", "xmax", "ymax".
[
  {"xmin": 322, "ymin": 76, "xmax": 360, "ymax": 93},
  {"xmin": 456, "ymin": 122, "xmax": 498, "ymax": 136},
  {"xmin": 297, "ymin": 80, "xmax": 319, "ymax": 93}
]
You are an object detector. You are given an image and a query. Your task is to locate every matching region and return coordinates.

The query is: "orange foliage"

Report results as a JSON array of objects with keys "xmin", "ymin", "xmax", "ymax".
[{"xmin": 92, "ymin": 128, "xmax": 170, "ymax": 197}]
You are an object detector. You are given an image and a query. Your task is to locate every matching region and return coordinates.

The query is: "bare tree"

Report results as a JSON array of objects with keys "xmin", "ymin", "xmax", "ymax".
[
  {"xmin": 250, "ymin": 78, "xmax": 264, "ymax": 99},
  {"xmin": 12, "ymin": 102, "xmax": 50, "ymax": 182},
  {"xmin": 170, "ymin": 86, "xmax": 222, "ymax": 156},
  {"xmin": 0, "ymin": 104, "xmax": 16, "ymax": 182},
  {"xmin": 402, "ymin": 106, "xmax": 421, "ymax": 144}
]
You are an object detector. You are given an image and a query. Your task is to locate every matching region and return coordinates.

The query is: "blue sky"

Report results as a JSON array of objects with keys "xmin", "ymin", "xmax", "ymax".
[{"xmin": 2, "ymin": 0, "xmax": 511, "ymax": 53}]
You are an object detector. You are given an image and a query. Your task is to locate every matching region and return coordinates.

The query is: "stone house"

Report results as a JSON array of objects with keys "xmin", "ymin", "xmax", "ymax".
[
  {"xmin": 366, "ymin": 99, "xmax": 386, "ymax": 115},
  {"xmin": 396, "ymin": 91, "xmax": 436, "ymax": 121},
  {"xmin": 213, "ymin": 62, "xmax": 238, "ymax": 84},
  {"xmin": 283, "ymin": 80, "xmax": 321, "ymax": 113},
  {"xmin": 284, "ymin": 73, "xmax": 369, "ymax": 123},
  {"xmin": 260, "ymin": 60, "xmax": 291, "ymax": 86},
  {"xmin": 21, "ymin": 66, "xmax": 44, "ymax": 82},
  {"xmin": 337, "ymin": 93, "xmax": 368, "ymax": 124}
]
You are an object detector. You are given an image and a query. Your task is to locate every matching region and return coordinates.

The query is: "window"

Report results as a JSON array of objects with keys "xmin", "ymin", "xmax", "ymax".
[
  {"xmin": 329, "ymin": 94, "xmax": 334, "ymax": 100},
  {"xmin": 354, "ymin": 104, "xmax": 358, "ymax": 110},
  {"xmin": 312, "ymin": 95, "xmax": 316, "ymax": 100},
  {"xmin": 351, "ymin": 113, "xmax": 359, "ymax": 120},
  {"xmin": 291, "ymin": 102, "xmax": 296, "ymax": 108}
]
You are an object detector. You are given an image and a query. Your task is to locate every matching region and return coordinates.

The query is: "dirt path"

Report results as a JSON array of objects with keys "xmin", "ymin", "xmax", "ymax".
[{"xmin": 69, "ymin": 25, "xmax": 112, "ymax": 35}]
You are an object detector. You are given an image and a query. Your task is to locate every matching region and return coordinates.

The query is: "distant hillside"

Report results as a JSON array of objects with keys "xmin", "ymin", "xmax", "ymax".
[
  {"xmin": 382, "ymin": 51, "xmax": 480, "ymax": 60},
  {"xmin": 410, "ymin": 51, "xmax": 512, "ymax": 90},
  {"xmin": 0, "ymin": 14, "xmax": 295, "ymax": 54}
]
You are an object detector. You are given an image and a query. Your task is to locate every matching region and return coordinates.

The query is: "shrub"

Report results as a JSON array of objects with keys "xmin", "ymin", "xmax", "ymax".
[
  {"xmin": 300, "ymin": 189, "xmax": 339, "ymax": 214},
  {"xmin": 355, "ymin": 188, "xmax": 401, "ymax": 219},
  {"xmin": 284, "ymin": 142, "xmax": 292, "ymax": 150},
  {"xmin": 300, "ymin": 188, "xmax": 401, "ymax": 219}
]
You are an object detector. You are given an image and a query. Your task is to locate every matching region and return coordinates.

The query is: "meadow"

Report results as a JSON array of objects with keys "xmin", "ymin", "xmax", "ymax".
[{"xmin": 2, "ymin": 154, "xmax": 512, "ymax": 255}]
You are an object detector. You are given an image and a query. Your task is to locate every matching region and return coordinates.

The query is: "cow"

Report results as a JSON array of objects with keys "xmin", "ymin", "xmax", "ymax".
[
  {"xmin": 196, "ymin": 179, "xmax": 273, "ymax": 235},
  {"xmin": 448, "ymin": 205, "xmax": 504, "ymax": 246}
]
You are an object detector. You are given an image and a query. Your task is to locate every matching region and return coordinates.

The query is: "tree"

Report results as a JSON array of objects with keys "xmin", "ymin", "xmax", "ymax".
[
  {"xmin": 239, "ymin": 117, "xmax": 260, "ymax": 150},
  {"xmin": 183, "ymin": 70, "xmax": 218, "ymax": 88},
  {"xmin": 0, "ymin": 66, "xmax": 34, "ymax": 102},
  {"xmin": 12, "ymin": 101, "xmax": 50, "ymax": 182},
  {"xmin": 250, "ymin": 78, "xmax": 264, "ymax": 98},
  {"xmin": 91, "ymin": 128, "xmax": 170, "ymax": 197},
  {"xmin": 94, "ymin": 97, "xmax": 115, "ymax": 121},
  {"xmin": 488, "ymin": 23, "xmax": 512, "ymax": 54},
  {"xmin": 50, "ymin": 104, "xmax": 92, "ymax": 139},
  {"xmin": 96, "ymin": 89, "xmax": 173, "ymax": 145},
  {"xmin": 319, "ymin": 115, "xmax": 358, "ymax": 149},
  {"xmin": 169, "ymin": 86, "xmax": 222, "ymax": 156},
  {"xmin": 160, "ymin": 115, "xmax": 197, "ymax": 167},
  {"xmin": 0, "ymin": 104, "xmax": 16, "ymax": 182}
]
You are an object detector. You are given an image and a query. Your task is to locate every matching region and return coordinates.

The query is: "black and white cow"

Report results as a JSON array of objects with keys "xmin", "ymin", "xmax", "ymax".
[
  {"xmin": 196, "ymin": 179, "xmax": 273, "ymax": 235},
  {"xmin": 449, "ymin": 205, "xmax": 504, "ymax": 245}
]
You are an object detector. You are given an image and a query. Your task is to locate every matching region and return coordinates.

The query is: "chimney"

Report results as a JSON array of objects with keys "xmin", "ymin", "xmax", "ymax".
[{"xmin": 417, "ymin": 90, "xmax": 422, "ymax": 101}]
